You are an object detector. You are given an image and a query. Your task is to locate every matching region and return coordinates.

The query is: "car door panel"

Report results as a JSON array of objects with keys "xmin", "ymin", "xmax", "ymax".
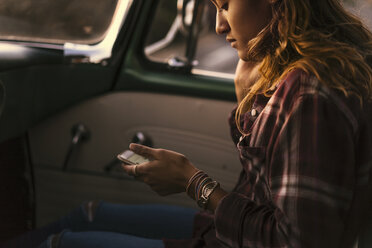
[
  {"xmin": 0, "ymin": 46, "xmax": 118, "ymax": 241},
  {"xmin": 28, "ymin": 92, "xmax": 241, "ymax": 226}
]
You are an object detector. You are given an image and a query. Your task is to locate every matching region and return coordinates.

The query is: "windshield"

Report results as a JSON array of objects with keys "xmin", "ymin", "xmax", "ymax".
[{"xmin": 0, "ymin": 0, "xmax": 120, "ymax": 44}]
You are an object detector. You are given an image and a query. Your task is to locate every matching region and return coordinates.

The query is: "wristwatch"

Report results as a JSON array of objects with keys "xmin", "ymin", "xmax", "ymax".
[{"xmin": 197, "ymin": 180, "xmax": 220, "ymax": 209}]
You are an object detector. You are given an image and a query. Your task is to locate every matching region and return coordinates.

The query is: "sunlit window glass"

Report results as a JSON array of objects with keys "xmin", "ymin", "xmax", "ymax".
[
  {"xmin": 343, "ymin": 0, "xmax": 372, "ymax": 30},
  {"xmin": 0, "ymin": 0, "xmax": 119, "ymax": 44}
]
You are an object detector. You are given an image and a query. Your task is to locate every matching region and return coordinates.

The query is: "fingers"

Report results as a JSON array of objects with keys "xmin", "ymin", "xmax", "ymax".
[
  {"xmin": 121, "ymin": 164, "xmax": 137, "ymax": 177},
  {"xmin": 129, "ymin": 143, "xmax": 159, "ymax": 160},
  {"xmin": 121, "ymin": 161, "xmax": 151, "ymax": 177}
]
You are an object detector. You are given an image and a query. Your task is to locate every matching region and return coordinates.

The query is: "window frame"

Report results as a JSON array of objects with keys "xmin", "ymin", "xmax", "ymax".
[{"xmin": 0, "ymin": 0, "xmax": 134, "ymax": 65}]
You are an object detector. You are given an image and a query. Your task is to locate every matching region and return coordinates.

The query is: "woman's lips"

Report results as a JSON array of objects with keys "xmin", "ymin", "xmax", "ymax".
[{"xmin": 227, "ymin": 38, "xmax": 237, "ymax": 48}]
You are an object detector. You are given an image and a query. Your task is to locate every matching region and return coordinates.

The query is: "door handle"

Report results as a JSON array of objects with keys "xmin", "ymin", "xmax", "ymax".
[
  {"xmin": 63, "ymin": 123, "xmax": 90, "ymax": 171},
  {"xmin": 131, "ymin": 132, "xmax": 153, "ymax": 147}
]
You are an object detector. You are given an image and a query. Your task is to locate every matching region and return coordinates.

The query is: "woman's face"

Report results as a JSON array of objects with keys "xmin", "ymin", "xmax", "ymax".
[{"xmin": 211, "ymin": 0, "xmax": 272, "ymax": 61}]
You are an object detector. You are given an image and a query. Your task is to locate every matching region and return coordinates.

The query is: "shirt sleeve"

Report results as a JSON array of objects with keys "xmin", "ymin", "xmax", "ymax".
[{"xmin": 215, "ymin": 93, "xmax": 358, "ymax": 248}]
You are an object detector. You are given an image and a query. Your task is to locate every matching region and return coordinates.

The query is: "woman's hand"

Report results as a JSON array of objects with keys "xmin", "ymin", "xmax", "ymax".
[
  {"xmin": 121, "ymin": 143, "xmax": 199, "ymax": 196},
  {"xmin": 234, "ymin": 59, "xmax": 261, "ymax": 104}
]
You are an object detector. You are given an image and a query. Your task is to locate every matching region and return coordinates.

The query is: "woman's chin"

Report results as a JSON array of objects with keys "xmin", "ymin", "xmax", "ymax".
[
  {"xmin": 237, "ymin": 49, "xmax": 262, "ymax": 63},
  {"xmin": 237, "ymin": 51, "xmax": 252, "ymax": 62}
]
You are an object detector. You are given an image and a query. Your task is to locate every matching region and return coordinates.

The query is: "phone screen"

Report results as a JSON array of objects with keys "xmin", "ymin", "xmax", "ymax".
[{"xmin": 117, "ymin": 150, "xmax": 149, "ymax": 165}]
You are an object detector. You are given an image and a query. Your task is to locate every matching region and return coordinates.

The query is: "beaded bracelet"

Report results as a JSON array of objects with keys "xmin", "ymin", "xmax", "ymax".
[
  {"xmin": 194, "ymin": 174, "xmax": 208, "ymax": 199},
  {"xmin": 186, "ymin": 170, "xmax": 205, "ymax": 197},
  {"xmin": 196, "ymin": 177, "xmax": 212, "ymax": 200},
  {"xmin": 185, "ymin": 170, "xmax": 220, "ymax": 209}
]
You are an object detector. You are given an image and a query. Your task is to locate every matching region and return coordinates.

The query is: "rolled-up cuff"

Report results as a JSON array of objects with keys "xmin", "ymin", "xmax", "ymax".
[{"xmin": 214, "ymin": 192, "xmax": 251, "ymax": 248}]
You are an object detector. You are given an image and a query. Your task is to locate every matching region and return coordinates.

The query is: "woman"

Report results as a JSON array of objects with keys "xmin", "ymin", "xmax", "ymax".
[
  {"xmin": 122, "ymin": 0, "xmax": 372, "ymax": 247},
  {"xmin": 5, "ymin": 0, "xmax": 372, "ymax": 247}
]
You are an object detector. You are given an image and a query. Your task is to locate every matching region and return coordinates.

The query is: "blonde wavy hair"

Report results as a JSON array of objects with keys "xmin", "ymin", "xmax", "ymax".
[{"xmin": 236, "ymin": 0, "xmax": 372, "ymax": 134}]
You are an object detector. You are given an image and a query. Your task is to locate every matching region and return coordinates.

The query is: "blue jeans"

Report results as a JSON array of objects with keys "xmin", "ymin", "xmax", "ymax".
[{"xmin": 4, "ymin": 202, "xmax": 197, "ymax": 248}]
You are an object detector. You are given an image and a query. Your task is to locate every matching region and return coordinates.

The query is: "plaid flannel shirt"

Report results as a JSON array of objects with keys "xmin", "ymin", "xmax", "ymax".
[{"xmin": 164, "ymin": 69, "xmax": 372, "ymax": 248}]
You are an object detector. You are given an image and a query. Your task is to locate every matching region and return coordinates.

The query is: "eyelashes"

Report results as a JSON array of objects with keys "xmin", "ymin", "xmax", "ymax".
[{"xmin": 221, "ymin": 3, "xmax": 228, "ymax": 10}]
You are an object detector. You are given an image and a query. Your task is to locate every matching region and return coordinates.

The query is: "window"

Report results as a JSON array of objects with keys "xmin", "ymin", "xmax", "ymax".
[
  {"xmin": 144, "ymin": 0, "xmax": 238, "ymax": 76},
  {"xmin": 0, "ymin": 0, "xmax": 121, "ymax": 44}
]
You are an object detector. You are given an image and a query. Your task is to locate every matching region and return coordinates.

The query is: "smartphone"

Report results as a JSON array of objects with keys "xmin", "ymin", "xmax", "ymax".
[{"xmin": 117, "ymin": 150, "xmax": 149, "ymax": 165}]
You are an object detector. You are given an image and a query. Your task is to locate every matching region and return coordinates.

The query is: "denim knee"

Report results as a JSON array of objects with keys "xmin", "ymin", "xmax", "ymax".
[
  {"xmin": 39, "ymin": 230, "xmax": 69, "ymax": 248},
  {"xmin": 80, "ymin": 200, "xmax": 103, "ymax": 222}
]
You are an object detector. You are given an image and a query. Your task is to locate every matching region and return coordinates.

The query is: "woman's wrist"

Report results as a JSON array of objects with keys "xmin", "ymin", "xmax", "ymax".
[
  {"xmin": 205, "ymin": 187, "xmax": 227, "ymax": 212},
  {"xmin": 185, "ymin": 170, "xmax": 228, "ymax": 212},
  {"xmin": 185, "ymin": 169, "xmax": 204, "ymax": 200}
]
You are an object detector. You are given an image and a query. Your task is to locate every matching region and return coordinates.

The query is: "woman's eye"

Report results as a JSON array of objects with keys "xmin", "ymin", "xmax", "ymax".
[{"xmin": 221, "ymin": 3, "xmax": 228, "ymax": 10}]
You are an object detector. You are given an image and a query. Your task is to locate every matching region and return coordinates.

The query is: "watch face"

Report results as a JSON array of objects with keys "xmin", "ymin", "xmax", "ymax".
[
  {"xmin": 203, "ymin": 181, "xmax": 217, "ymax": 196},
  {"xmin": 198, "ymin": 181, "xmax": 219, "ymax": 208},
  {"xmin": 204, "ymin": 187, "xmax": 213, "ymax": 195}
]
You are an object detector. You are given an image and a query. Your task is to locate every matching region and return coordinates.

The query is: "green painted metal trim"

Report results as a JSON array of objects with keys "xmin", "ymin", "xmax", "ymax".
[{"xmin": 118, "ymin": 66, "xmax": 236, "ymax": 100}]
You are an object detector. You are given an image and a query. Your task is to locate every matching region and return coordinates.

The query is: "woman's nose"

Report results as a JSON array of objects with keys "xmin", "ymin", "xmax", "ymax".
[{"xmin": 215, "ymin": 11, "xmax": 230, "ymax": 35}]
